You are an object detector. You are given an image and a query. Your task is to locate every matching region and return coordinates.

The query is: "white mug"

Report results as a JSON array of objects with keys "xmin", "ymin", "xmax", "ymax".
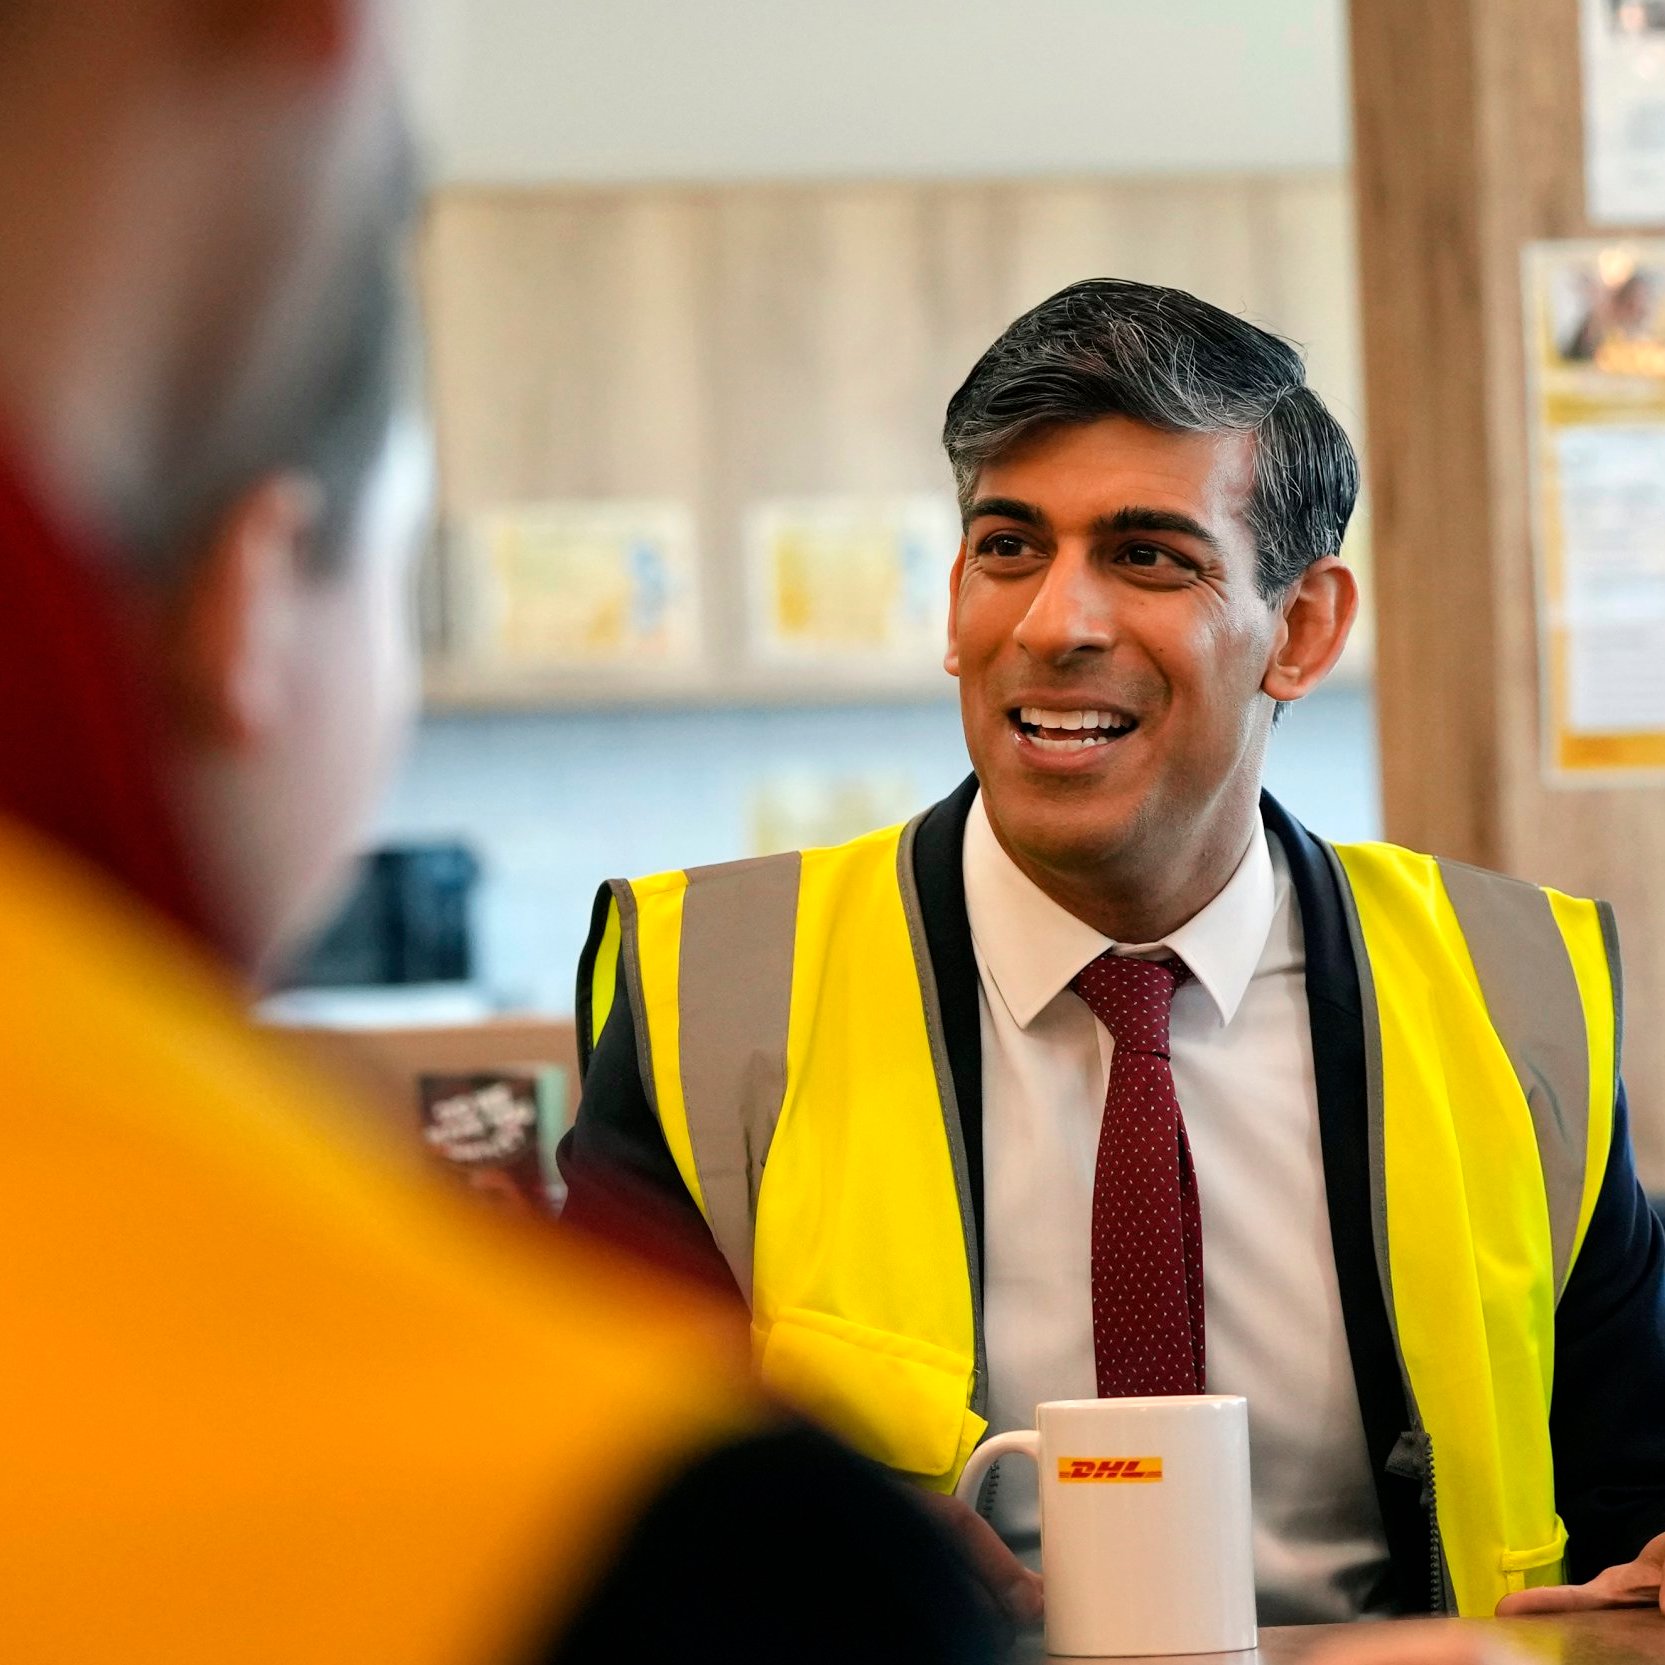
[{"xmin": 956, "ymin": 1395, "xmax": 1256, "ymax": 1658}]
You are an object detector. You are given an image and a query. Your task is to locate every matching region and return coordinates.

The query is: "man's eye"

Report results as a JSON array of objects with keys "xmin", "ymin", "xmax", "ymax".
[
  {"xmin": 1121, "ymin": 543, "xmax": 1184, "ymax": 570},
  {"xmin": 980, "ymin": 533, "xmax": 1032, "ymax": 559}
]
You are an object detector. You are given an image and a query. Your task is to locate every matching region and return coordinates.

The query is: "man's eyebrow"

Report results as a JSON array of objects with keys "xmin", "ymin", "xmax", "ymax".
[
  {"xmin": 964, "ymin": 496, "xmax": 1050, "ymax": 532},
  {"xmin": 1095, "ymin": 505, "xmax": 1225, "ymax": 554}
]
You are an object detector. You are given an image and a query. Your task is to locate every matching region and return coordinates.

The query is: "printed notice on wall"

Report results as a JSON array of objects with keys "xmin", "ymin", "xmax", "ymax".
[
  {"xmin": 450, "ymin": 501, "xmax": 702, "ymax": 672},
  {"xmin": 1525, "ymin": 241, "xmax": 1665, "ymax": 777},
  {"xmin": 744, "ymin": 495, "xmax": 960, "ymax": 668},
  {"xmin": 748, "ymin": 772, "xmax": 923, "ymax": 858},
  {"xmin": 1582, "ymin": 0, "xmax": 1665, "ymax": 225}
]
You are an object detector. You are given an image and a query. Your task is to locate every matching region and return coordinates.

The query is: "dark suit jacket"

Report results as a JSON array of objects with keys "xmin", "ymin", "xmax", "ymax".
[{"xmin": 561, "ymin": 776, "xmax": 1665, "ymax": 1613}]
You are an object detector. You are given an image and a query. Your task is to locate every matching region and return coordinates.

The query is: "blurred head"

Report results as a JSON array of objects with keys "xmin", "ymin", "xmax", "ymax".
[
  {"xmin": 157, "ymin": 253, "xmax": 430, "ymax": 978},
  {"xmin": 942, "ymin": 279, "xmax": 1360, "ymax": 934},
  {"xmin": 0, "ymin": 0, "xmax": 427, "ymax": 974},
  {"xmin": 0, "ymin": 0, "xmax": 411, "ymax": 560}
]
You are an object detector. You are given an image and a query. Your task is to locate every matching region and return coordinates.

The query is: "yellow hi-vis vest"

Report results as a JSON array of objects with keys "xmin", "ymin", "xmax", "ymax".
[{"xmin": 584, "ymin": 816, "xmax": 1622, "ymax": 1619}]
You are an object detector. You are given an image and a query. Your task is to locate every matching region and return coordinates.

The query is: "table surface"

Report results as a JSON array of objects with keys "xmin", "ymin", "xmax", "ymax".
[{"xmin": 1012, "ymin": 1609, "xmax": 1665, "ymax": 1665}]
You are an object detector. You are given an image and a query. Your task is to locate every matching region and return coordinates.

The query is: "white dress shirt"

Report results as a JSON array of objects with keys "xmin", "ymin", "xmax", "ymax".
[{"xmin": 964, "ymin": 791, "xmax": 1395, "ymax": 1624}]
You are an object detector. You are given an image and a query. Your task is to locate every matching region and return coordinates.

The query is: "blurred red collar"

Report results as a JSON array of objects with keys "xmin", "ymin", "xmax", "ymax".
[{"xmin": 0, "ymin": 449, "xmax": 215, "ymax": 949}]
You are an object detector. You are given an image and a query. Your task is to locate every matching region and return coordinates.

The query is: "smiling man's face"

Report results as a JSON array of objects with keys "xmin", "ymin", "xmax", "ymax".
[{"xmin": 947, "ymin": 414, "xmax": 1285, "ymax": 922}]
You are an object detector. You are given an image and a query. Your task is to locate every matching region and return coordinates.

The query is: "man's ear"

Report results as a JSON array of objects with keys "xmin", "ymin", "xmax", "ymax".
[
  {"xmin": 944, "ymin": 539, "xmax": 968, "ymax": 677},
  {"xmin": 162, "ymin": 472, "xmax": 323, "ymax": 752},
  {"xmin": 1261, "ymin": 555, "xmax": 1359, "ymax": 704}
]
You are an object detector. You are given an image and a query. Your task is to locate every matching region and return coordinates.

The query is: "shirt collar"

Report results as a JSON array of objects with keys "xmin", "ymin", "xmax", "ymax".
[{"xmin": 961, "ymin": 790, "xmax": 1277, "ymax": 1031}]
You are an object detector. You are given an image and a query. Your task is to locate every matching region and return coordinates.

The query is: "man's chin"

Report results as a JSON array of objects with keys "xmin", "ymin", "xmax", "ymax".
[
  {"xmin": 983, "ymin": 784, "xmax": 1149, "ymax": 886},
  {"xmin": 1012, "ymin": 826, "xmax": 1142, "ymax": 888}
]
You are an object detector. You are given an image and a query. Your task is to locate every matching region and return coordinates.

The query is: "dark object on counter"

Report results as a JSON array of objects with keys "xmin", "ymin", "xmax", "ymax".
[{"xmin": 284, "ymin": 843, "xmax": 480, "ymax": 988}]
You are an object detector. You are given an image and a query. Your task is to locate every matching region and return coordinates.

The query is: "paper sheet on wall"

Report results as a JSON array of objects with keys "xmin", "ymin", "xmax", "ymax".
[
  {"xmin": 748, "ymin": 772, "xmax": 923, "ymax": 858},
  {"xmin": 744, "ymin": 496, "xmax": 960, "ymax": 667},
  {"xmin": 1582, "ymin": 0, "xmax": 1665, "ymax": 225},
  {"xmin": 451, "ymin": 501, "xmax": 701, "ymax": 670},
  {"xmin": 1525, "ymin": 241, "xmax": 1665, "ymax": 776},
  {"xmin": 1555, "ymin": 425, "xmax": 1665, "ymax": 732}
]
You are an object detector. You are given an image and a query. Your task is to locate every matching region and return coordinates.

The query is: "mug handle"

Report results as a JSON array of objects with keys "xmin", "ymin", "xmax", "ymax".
[{"xmin": 954, "ymin": 1428, "xmax": 1041, "ymax": 1504}]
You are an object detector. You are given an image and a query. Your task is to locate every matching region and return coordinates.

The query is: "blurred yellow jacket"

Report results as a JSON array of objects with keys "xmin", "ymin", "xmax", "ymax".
[{"xmin": 0, "ymin": 816, "xmax": 755, "ymax": 1665}]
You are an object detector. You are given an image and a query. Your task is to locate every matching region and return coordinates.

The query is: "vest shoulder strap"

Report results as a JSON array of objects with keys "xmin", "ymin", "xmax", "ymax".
[
  {"xmin": 587, "ymin": 852, "xmax": 802, "ymax": 1299},
  {"xmin": 1329, "ymin": 840, "xmax": 1620, "ymax": 1294},
  {"xmin": 595, "ymin": 817, "xmax": 971, "ymax": 1314},
  {"xmin": 664, "ymin": 850, "xmax": 802, "ymax": 1301}
]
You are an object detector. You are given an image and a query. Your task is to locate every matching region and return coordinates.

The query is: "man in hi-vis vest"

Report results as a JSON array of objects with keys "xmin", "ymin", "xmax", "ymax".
[{"xmin": 562, "ymin": 279, "xmax": 1665, "ymax": 1628}]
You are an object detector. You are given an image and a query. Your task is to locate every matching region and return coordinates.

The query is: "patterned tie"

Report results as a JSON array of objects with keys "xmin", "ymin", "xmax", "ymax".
[{"xmin": 1071, "ymin": 952, "xmax": 1206, "ymax": 1397}]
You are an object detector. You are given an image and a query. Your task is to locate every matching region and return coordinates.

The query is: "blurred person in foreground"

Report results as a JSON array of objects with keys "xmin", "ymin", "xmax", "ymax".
[
  {"xmin": 565, "ymin": 279, "xmax": 1665, "ymax": 1626},
  {"xmin": 0, "ymin": 3, "xmax": 999, "ymax": 1661}
]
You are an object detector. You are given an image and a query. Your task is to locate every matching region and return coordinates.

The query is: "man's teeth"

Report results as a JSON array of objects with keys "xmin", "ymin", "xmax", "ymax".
[
  {"xmin": 1019, "ymin": 706, "xmax": 1133, "ymax": 731},
  {"xmin": 1018, "ymin": 705, "xmax": 1134, "ymax": 749}
]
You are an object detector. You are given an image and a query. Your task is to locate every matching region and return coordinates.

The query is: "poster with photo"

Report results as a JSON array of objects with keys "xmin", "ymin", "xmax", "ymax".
[{"xmin": 1542, "ymin": 240, "xmax": 1665, "ymax": 370}]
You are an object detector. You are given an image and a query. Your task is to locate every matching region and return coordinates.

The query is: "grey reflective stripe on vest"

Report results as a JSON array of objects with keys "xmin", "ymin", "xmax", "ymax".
[
  {"xmin": 1435, "ymin": 858, "xmax": 1593, "ymax": 1295},
  {"xmin": 673, "ymin": 852, "xmax": 802, "ymax": 1303}
]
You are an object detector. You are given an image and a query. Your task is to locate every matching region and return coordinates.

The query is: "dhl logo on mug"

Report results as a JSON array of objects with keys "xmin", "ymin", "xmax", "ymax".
[{"xmin": 1057, "ymin": 1456, "xmax": 1164, "ymax": 1483}]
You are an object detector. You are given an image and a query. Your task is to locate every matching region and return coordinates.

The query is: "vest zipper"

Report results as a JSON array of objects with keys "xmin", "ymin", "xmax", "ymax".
[
  {"xmin": 1387, "ymin": 1427, "xmax": 1452, "ymax": 1613},
  {"xmin": 1424, "ymin": 1440, "xmax": 1450, "ymax": 1613}
]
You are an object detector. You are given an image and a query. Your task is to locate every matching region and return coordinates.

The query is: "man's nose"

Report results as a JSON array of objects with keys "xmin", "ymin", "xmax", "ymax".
[{"xmin": 1012, "ymin": 548, "xmax": 1115, "ymax": 663}]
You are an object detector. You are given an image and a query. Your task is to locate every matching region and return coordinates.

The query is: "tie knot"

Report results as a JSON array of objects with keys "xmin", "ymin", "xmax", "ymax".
[{"xmin": 1071, "ymin": 952, "xmax": 1190, "ymax": 1056}]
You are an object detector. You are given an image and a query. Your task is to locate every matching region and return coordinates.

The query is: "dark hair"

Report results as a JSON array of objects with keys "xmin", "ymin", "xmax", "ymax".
[
  {"xmin": 942, "ymin": 278, "xmax": 1359, "ymax": 597},
  {"xmin": 286, "ymin": 249, "xmax": 412, "ymax": 576},
  {"xmin": 124, "ymin": 133, "xmax": 419, "ymax": 583}
]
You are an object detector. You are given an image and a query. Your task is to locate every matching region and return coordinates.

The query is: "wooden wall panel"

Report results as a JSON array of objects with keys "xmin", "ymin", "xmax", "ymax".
[{"xmin": 423, "ymin": 171, "xmax": 1362, "ymax": 525}]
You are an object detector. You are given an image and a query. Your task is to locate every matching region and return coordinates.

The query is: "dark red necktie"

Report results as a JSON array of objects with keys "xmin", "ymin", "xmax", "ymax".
[{"xmin": 1072, "ymin": 953, "xmax": 1206, "ymax": 1397}]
